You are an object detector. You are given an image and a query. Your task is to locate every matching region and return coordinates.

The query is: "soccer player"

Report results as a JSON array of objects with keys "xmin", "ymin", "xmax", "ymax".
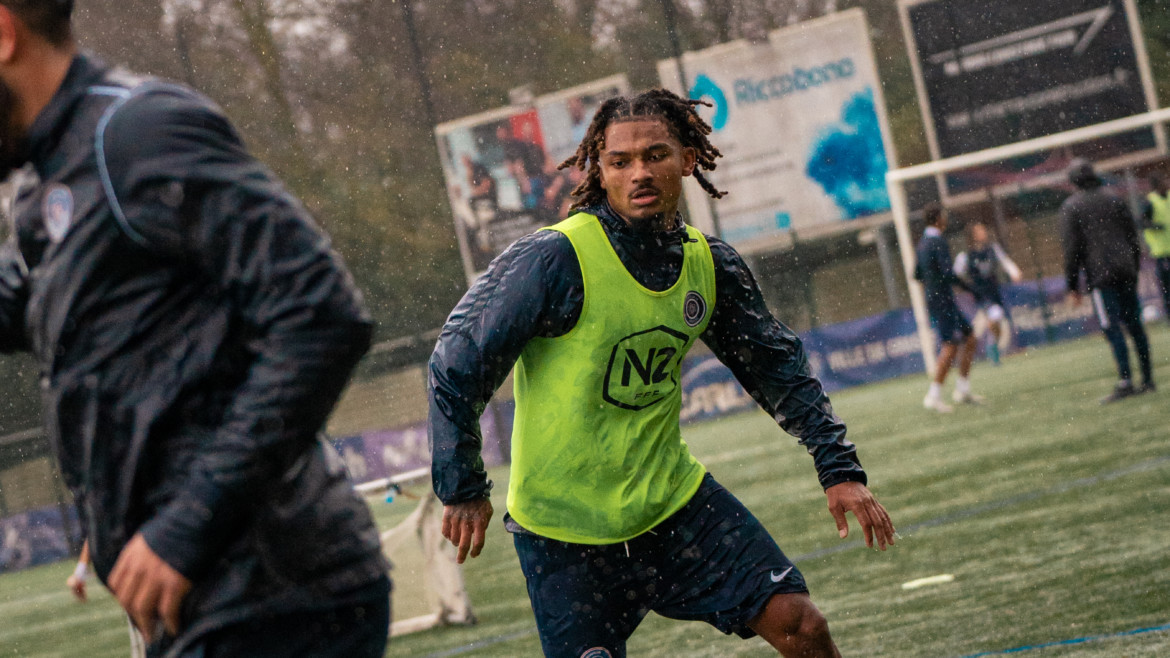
[
  {"xmin": 914, "ymin": 204, "xmax": 981, "ymax": 412},
  {"xmin": 953, "ymin": 222, "xmax": 1023, "ymax": 365},
  {"xmin": 1141, "ymin": 172, "xmax": 1170, "ymax": 318},
  {"xmin": 1061, "ymin": 159, "xmax": 1155, "ymax": 402},
  {"xmin": 429, "ymin": 89, "xmax": 895, "ymax": 658},
  {"xmin": 0, "ymin": 2, "xmax": 390, "ymax": 655}
]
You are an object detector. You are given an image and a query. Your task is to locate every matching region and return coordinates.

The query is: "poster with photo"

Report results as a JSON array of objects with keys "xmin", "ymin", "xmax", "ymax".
[{"xmin": 436, "ymin": 75, "xmax": 629, "ymax": 281}]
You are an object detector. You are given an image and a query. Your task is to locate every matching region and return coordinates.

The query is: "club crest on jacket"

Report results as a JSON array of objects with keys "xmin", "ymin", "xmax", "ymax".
[{"xmin": 43, "ymin": 184, "xmax": 74, "ymax": 243}]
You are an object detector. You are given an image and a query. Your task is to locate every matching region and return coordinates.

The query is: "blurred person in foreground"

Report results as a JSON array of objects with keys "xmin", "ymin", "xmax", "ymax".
[
  {"xmin": 1141, "ymin": 171, "xmax": 1170, "ymax": 318},
  {"xmin": 953, "ymin": 221, "xmax": 1023, "ymax": 365},
  {"xmin": 1060, "ymin": 158, "xmax": 1155, "ymax": 403},
  {"xmin": 428, "ymin": 88, "xmax": 895, "ymax": 658},
  {"xmin": 0, "ymin": 2, "xmax": 390, "ymax": 655},
  {"xmin": 914, "ymin": 203, "xmax": 982, "ymax": 413}
]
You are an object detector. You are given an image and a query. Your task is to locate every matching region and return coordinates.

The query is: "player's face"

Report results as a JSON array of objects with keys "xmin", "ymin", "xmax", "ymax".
[
  {"xmin": 598, "ymin": 119, "xmax": 696, "ymax": 229},
  {"xmin": 971, "ymin": 223, "xmax": 988, "ymax": 246}
]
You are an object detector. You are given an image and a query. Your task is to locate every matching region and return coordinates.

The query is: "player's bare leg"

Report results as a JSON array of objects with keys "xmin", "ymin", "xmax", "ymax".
[
  {"xmin": 925, "ymin": 342, "xmax": 959, "ymax": 412},
  {"xmin": 952, "ymin": 334, "xmax": 984, "ymax": 405},
  {"xmin": 748, "ymin": 593, "xmax": 840, "ymax": 657},
  {"xmin": 958, "ymin": 333, "xmax": 977, "ymax": 378}
]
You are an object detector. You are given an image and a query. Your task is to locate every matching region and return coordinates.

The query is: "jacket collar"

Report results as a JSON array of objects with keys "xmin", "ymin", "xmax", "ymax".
[
  {"xmin": 587, "ymin": 201, "xmax": 689, "ymax": 244},
  {"xmin": 25, "ymin": 52, "xmax": 109, "ymax": 175},
  {"xmin": 924, "ymin": 226, "xmax": 942, "ymax": 238}
]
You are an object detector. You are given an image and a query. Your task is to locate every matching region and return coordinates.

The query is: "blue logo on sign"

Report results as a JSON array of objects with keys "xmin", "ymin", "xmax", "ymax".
[
  {"xmin": 689, "ymin": 74, "xmax": 729, "ymax": 131},
  {"xmin": 805, "ymin": 88, "xmax": 890, "ymax": 220},
  {"xmin": 734, "ymin": 58, "xmax": 856, "ymax": 105}
]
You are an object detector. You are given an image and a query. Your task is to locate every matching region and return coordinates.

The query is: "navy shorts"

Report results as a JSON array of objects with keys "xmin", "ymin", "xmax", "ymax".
[
  {"xmin": 513, "ymin": 474, "xmax": 807, "ymax": 658},
  {"xmin": 930, "ymin": 302, "xmax": 973, "ymax": 345}
]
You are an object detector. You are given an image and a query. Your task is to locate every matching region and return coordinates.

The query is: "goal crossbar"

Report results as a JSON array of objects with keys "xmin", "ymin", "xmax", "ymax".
[{"xmin": 886, "ymin": 107, "xmax": 1170, "ymax": 375}]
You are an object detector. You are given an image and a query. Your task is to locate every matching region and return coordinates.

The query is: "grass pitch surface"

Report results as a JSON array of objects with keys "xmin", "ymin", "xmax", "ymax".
[{"xmin": 3, "ymin": 329, "xmax": 1170, "ymax": 657}]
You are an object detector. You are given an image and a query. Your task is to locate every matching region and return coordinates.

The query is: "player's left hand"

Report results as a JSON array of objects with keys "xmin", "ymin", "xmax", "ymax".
[
  {"xmin": 109, "ymin": 533, "xmax": 192, "ymax": 643},
  {"xmin": 826, "ymin": 481, "xmax": 896, "ymax": 551}
]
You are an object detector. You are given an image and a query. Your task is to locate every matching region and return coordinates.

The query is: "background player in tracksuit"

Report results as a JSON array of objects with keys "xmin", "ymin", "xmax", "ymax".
[
  {"xmin": 914, "ymin": 203, "xmax": 981, "ymax": 413},
  {"xmin": 1061, "ymin": 158, "xmax": 1155, "ymax": 403},
  {"xmin": 428, "ymin": 89, "xmax": 895, "ymax": 658},
  {"xmin": 0, "ymin": 2, "xmax": 390, "ymax": 655},
  {"xmin": 1141, "ymin": 172, "xmax": 1170, "ymax": 318},
  {"xmin": 954, "ymin": 222, "xmax": 1023, "ymax": 365}
]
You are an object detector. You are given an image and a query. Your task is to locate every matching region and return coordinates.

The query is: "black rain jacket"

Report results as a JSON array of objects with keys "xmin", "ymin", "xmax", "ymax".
[
  {"xmin": 0, "ymin": 55, "xmax": 387, "ymax": 653},
  {"xmin": 428, "ymin": 203, "xmax": 866, "ymax": 510},
  {"xmin": 1060, "ymin": 183, "xmax": 1142, "ymax": 291}
]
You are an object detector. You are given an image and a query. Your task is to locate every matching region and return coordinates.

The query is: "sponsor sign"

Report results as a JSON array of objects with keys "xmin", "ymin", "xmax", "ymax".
[
  {"xmin": 899, "ymin": 0, "xmax": 1162, "ymax": 192},
  {"xmin": 0, "ymin": 506, "xmax": 81, "ymax": 574},
  {"xmin": 436, "ymin": 76, "xmax": 629, "ymax": 282},
  {"xmin": 657, "ymin": 9, "xmax": 897, "ymax": 253}
]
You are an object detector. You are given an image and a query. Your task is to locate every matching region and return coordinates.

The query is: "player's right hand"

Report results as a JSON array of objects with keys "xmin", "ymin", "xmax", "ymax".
[
  {"xmin": 66, "ymin": 573, "xmax": 87, "ymax": 602},
  {"xmin": 442, "ymin": 498, "xmax": 493, "ymax": 564}
]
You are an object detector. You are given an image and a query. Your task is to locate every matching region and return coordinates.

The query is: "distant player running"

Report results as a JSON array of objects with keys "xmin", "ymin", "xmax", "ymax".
[
  {"xmin": 954, "ymin": 222, "xmax": 1022, "ymax": 365},
  {"xmin": 915, "ymin": 204, "xmax": 982, "ymax": 412},
  {"xmin": 428, "ymin": 89, "xmax": 895, "ymax": 658}
]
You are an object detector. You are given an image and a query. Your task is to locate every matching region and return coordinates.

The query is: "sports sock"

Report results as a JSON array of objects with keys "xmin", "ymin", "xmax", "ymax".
[
  {"xmin": 928, "ymin": 382, "xmax": 942, "ymax": 399},
  {"xmin": 956, "ymin": 377, "xmax": 970, "ymax": 395}
]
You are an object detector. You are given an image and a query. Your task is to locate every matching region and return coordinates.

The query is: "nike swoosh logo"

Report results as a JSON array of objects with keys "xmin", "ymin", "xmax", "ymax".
[{"xmin": 770, "ymin": 566, "xmax": 794, "ymax": 583}]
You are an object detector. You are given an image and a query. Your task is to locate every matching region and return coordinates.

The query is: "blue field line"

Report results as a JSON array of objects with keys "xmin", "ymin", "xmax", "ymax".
[
  {"xmin": 423, "ymin": 628, "xmax": 537, "ymax": 657},
  {"xmin": 958, "ymin": 622, "xmax": 1170, "ymax": 657},
  {"xmin": 421, "ymin": 455, "xmax": 1170, "ymax": 657}
]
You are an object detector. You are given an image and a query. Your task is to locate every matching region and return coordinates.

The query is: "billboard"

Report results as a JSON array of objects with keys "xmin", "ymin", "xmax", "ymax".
[
  {"xmin": 436, "ymin": 75, "xmax": 629, "ymax": 281},
  {"xmin": 657, "ymin": 9, "xmax": 897, "ymax": 253},
  {"xmin": 899, "ymin": 0, "xmax": 1163, "ymax": 192}
]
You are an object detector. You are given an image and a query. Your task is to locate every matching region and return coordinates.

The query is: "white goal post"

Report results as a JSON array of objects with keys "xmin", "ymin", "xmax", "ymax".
[{"xmin": 886, "ymin": 107, "xmax": 1170, "ymax": 375}]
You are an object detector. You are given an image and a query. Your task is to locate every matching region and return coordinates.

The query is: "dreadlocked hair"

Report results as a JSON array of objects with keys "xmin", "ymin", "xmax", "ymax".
[{"xmin": 557, "ymin": 88, "xmax": 726, "ymax": 212}]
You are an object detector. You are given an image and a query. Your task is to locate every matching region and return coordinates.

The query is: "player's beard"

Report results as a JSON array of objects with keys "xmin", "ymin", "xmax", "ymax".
[
  {"xmin": 626, "ymin": 211, "xmax": 677, "ymax": 234},
  {"xmin": 0, "ymin": 78, "xmax": 29, "ymax": 181}
]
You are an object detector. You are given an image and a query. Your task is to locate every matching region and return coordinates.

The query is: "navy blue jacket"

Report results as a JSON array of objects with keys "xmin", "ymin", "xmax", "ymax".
[
  {"xmin": 428, "ymin": 203, "xmax": 867, "ymax": 508},
  {"xmin": 0, "ymin": 55, "xmax": 387, "ymax": 654},
  {"xmin": 914, "ymin": 228, "xmax": 967, "ymax": 311}
]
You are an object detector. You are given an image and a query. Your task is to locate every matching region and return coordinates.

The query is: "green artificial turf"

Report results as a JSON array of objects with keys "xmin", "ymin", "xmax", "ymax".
[{"xmin": 3, "ymin": 329, "xmax": 1169, "ymax": 657}]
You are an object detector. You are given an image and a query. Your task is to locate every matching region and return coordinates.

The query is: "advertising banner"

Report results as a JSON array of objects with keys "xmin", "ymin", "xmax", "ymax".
[
  {"xmin": 899, "ymin": 0, "xmax": 1162, "ymax": 193},
  {"xmin": 0, "ymin": 506, "xmax": 80, "ymax": 574},
  {"xmin": 436, "ymin": 76, "xmax": 629, "ymax": 281},
  {"xmin": 657, "ymin": 9, "xmax": 897, "ymax": 253}
]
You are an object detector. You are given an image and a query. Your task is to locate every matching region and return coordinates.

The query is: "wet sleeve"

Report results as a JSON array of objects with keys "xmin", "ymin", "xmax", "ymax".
[
  {"xmin": 699, "ymin": 238, "xmax": 865, "ymax": 490},
  {"xmin": 428, "ymin": 231, "xmax": 581, "ymax": 504},
  {"xmin": 1060, "ymin": 202, "xmax": 1085, "ymax": 292},
  {"xmin": 0, "ymin": 238, "xmax": 29, "ymax": 352},
  {"xmin": 101, "ymin": 89, "xmax": 373, "ymax": 578},
  {"xmin": 953, "ymin": 251, "xmax": 969, "ymax": 279}
]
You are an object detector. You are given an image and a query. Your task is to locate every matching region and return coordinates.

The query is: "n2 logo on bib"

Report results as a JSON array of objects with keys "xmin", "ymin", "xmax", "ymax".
[{"xmin": 602, "ymin": 325, "xmax": 689, "ymax": 410}]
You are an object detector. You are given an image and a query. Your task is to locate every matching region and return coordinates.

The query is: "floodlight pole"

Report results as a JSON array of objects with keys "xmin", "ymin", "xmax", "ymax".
[
  {"xmin": 399, "ymin": 0, "xmax": 438, "ymax": 131},
  {"xmin": 659, "ymin": 0, "xmax": 724, "ymax": 240}
]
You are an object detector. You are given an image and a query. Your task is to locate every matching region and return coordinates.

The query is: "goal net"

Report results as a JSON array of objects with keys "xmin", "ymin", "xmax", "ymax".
[
  {"xmin": 357, "ymin": 468, "xmax": 477, "ymax": 637},
  {"xmin": 886, "ymin": 108, "xmax": 1170, "ymax": 373}
]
